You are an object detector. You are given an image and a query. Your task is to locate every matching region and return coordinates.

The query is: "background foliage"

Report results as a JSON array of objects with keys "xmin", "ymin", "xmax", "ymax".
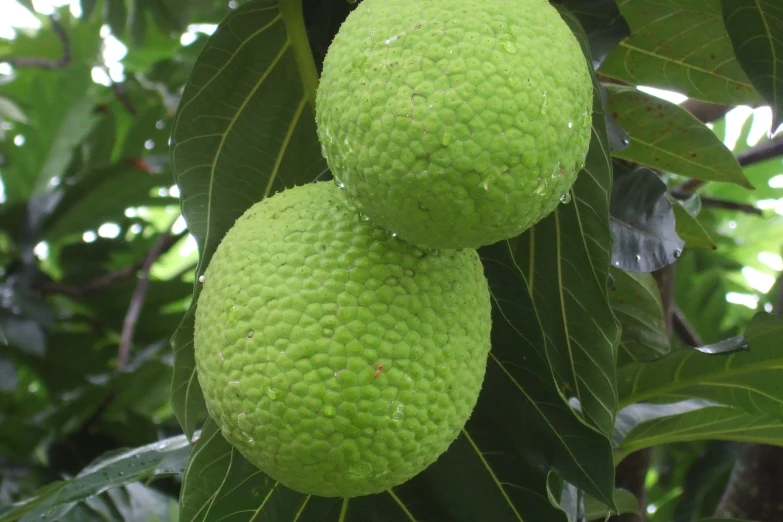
[{"xmin": 0, "ymin": 0, "xmax": 782, "ymax": 521}]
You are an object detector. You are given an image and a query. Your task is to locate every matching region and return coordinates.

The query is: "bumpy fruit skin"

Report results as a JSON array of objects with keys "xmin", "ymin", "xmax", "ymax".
[
  {"xmin": 316, "ymin": 0, "xmax": 593, "ymax": 249},
  {"xmin": 194, "ymin": 182, "xmax": 492, "ymax": 498}
]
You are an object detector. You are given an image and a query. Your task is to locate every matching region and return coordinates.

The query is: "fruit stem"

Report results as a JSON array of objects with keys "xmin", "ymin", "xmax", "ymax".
[{"xmin": 279, "ymin": 0, "xmax": 320, "ymax": 107}]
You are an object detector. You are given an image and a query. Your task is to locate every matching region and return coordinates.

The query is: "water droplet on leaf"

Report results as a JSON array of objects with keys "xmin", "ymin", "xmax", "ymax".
[{"xmin": 559, "ymin": 192, "xmax": 572, "ymax": 204}]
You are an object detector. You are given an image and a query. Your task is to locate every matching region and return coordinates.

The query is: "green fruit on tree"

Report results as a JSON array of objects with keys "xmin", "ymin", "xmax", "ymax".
[
  {"xmin": 316, "ymin": 0, "xmax": 593, "ymax": 249},
  {"xmin": 194, "ymin": 181, "xmax": 492, "ymax": 498}
]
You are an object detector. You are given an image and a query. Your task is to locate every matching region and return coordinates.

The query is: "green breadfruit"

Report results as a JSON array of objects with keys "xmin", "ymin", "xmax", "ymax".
[
  {"xmin": 316, "ymin": 0, "xmax": 593, "ymax": 249},
  {"xmin": 194, "ymin": 181, "xmax": 492, "ymax": 498}
]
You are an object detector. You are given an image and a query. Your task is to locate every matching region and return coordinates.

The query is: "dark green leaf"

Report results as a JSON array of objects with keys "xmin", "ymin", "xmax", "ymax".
[
  {"xmin": 697, "ymin": 519, "xmax": 762, "ymax": 522},
  {"xmin": 599, "ymin": 0, "xmax": 762, "ymax": 105},
  {"xmin": 106, "ymin": 0, "xmax": 128, "ymax": 37},
  {"xmin": 0, "ymin": 356, "xmax": 16, "ymax": 392},
  {"xmin": 617, "ymin": 312, "xmax": 783, "ymax": 419},
  {"xmin": 170, "ymin": 0, "xmax": 326, "ymax": 438},
  {"xmin": 515, "ymin": 7, "xmax": 620, "ymax": 438},
  {"xmin": 552, "ymin": 0, "xmax": 631, "ymax": 68},
  {"xmin": 617, "ymin": 405, "xmax": 783, "ymax": 462},
  {"xmin": 610, "ymin": 166, "xmax": 685, "ymax": 272},
  {"xmin": 605, "ymin": 85, "xmax": 752, "ymax": 189},
  {"xmin": 669, "ymin": 195, "xmax": 716, "ymax": 249},
  {"xmin": 0, "ymin": 313, "xmax": 45, "ymax": 357},
  {"xmin": 609, "ymin": 268, "xmax": 670, "ymax": 364},
  {"xmin": 0, "ymin": 435, "xmax": 191, "ymax": 522},
  {"xmin": 722, "ymin": 0, "xmax": 783, "ymax": 130}
]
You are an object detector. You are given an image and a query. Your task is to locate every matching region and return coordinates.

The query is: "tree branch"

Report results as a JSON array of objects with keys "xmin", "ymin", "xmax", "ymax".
[
  {"xmin": 672, "ymin": 306, "xmax": 703, "ymax": 346},
  {"xmin": 669, "ymin": 190, "xmax": 762, "ymax": 215},
  {"xmin": 116, "ymin": 232, "xmax": 178, "ymax": 370},
  {"xmin": 38, "ymin": 232, "xmax": 185, "ymax": 298},
  {"xmin": 0, "ymin": 15, "xmax": 71, "ymax": 69}
]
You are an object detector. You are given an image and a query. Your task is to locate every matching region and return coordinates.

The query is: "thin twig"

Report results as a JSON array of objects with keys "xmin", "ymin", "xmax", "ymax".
[
  {"xmin": 38, "ymin": 233, "xmax": 184, "ymax": 298},
  {"xmin": 673, "ymin": 306, "xmax": 703, "ymax": 347},
  {"xmin": 669, "ymin": 190, "xmax": 763, "ymax": 215},
  {"xmin": 116, "ymin": 232, "xmax": 178, "ymax": 370},
  {"xmin": 100, "ymin": 65, "xmax": 138, "ymax": 116},
  {"xmin": 0, "ymin": 15, "xmax": 71, "ymax": 69}
]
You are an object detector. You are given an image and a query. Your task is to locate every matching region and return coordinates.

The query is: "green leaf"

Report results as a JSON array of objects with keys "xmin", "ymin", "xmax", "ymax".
[
  {"xmin": 0, "ymin": 435, "xmax": 191, "ymax": 522},
  {"xmin": 669, "ymin": 195, "xmax": 716, "ymax": 249},
  {"xmin": 513, "ymin": 6, "xmax": 620, "ymax": 438},
  {"xmin": 616, "ymin": 404, "xmax": 783, "ymax": 459},
  {"xmin": 41, "ymin": 163, "xmax": 173, "ymax": 240},
  {"xmin": 617, "ymin": 312, "xmax": 783, "ymax": 418},
  {"xmin": 170, "ymin": 0, "xmax": 326, "ymax": 438},
  {"xmin": 605, "ymin": 85, "xmax": 752, "ymax": 189},
  {"xmin": 584, "ymin": 488, "xmax": 640, "ymax": 519},
  {"xmin": 600, "ymin": 0, "xmax": 763, "ymax": 105},
  {"xmin": 722, "ymin": 0, "xmax": 783, "ymax": 130},
  {"xmin": 0, "ymin": 95, "xmax": 28, "ymax": 123},
  {"xmin": 106, "ymin": 0, "xmax": 128, "ymax": 37},
  {"xmin": 552, "ymin": 0, "xmax": 631, "ymax": 68},
  {"xmin": 697, "ymin": 519, "xmax": 762, "ymax": 522},
  {"xmin": 0, "ymin": 65, "xmax": 99, "ymax": 204},
  {"xmin": 609, "ymin": 268, "xmax": 670, "ymax": 364},
  {"xmin": 610, "ymin": 166, "xmax": 685, "ymax": 272}
]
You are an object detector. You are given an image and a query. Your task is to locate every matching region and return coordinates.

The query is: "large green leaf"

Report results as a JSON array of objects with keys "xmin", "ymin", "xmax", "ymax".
[
  {"xmin": 617, "ymin": 312, "xmax": 783, "ymax": 418},
  {"xmin": 512, "ymin": 7, "xmax": 620, "ymax": 438},
  {"xmin": 609, "ymin": 268, "xmax": 670, "ymax": 365},
  {"xmin": 616, "ymin": 404, "xmax": 783, "ymax": 460},
  {"xmin": 605, "ymin": 85, "xmax": 752, "ymax": 189},
  {"xmin": 169, "ymin": 0, "xmax": 325, "ymax": 438},
  {"xmin": 669, "ymin": 195, "xmax": 716, "ymax": 250},
  {"xmin": 722, "ymin": 0, "xmax": 783, "ymax": 130},
  {"xmin": 0, "ymin": 435, "xmax": 191, "ymax": 522},
  {"xmin": 600, "ymin": 0, "xmax": 763, "ymax": 105},
  {"xmin": 552, "ymin": 0, "xmax": 631, "ymax": 68}
]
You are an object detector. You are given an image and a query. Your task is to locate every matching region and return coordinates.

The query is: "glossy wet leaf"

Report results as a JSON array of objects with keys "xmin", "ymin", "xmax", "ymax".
[
  {"xmin": 600, "ymin": 0, "xmax": 762, "ymax": 105},
  {"xmin": 692, "ymin": 335, "xmax": 749, "ymax": 355},
  {"xmin": 618, "ymin": 312, "xmax": 783, "ymax": 419},
  {"xmin": 609, "ymin": 268, "xmax": 670, "ymax": 365},
  {"xmin": 722, "ymin": 0, "xmax": 783, "ymax": 129},
  {"xmin": 669, "ymin": 195, "xmax": 716, "ymax": 249},
  {"xmin": 605, "ymin": 85, "xmax": 752, "ymax": 189},
  {"xmin": 617, "ymin": 405, "xmax": 783, "ymax": 461},
  {"xmin": 552, "ymin": 0, "xmax": 631, "ymax": 68},
  {"xmin": 0, "ymin": 435, "xmax": 191, "ymax": 522},
  {"xmin": 610, "ymin": 166, "xmax": 685, "ymax": 272},
  {"xmin": 514, "ymin": 7, "xmax": 620, "ymax": 438},
  {"xmin": 169, "ymin": 0, "xmax": 325, "ymax": 438}
]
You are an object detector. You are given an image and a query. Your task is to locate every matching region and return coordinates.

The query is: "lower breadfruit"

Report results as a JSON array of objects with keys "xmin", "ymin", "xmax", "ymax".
[{"xmin": 193, "ymin": 181, "xmax": 492, "ymax": 498}]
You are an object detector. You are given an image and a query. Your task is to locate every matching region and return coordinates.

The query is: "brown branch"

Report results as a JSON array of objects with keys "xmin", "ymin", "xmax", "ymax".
[
  {"xmin": 38, "ymin": 232, "xmax": 184, "ymax": 298},
  {"xmin": 0, "ymin": 15, "xmax": 71, "ymax": 69},
  {"xmin": 669, "ymin": 190, "xmax": 762, "ymax": 215},
  {"xmin": 672, "ymin": 306, "xmax": 703, "ymax": 347},
  {"xmin": 116, "ymin": 232, "xmax": 177, "ymax": 370}
]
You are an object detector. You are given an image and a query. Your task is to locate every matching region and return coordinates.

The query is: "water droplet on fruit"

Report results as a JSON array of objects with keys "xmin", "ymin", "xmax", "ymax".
[
  {"xmin": 334, "ymin": 177, "xmax": 345, "ymax": 189},
  {"xmin": 246, "ymin": 329, "xmax": 254, "ymax": 339},
  {"xmin": 403, "ymin": 268, "xmax": 415, "ymax": 277},
  {"xmin": 559, "ymin": 192, "xmax": 572, "ymax": 204},
  {"xmin": 228, "ymin": 305, "xmax": 240, "ymax": 323},
  {"xmin": 535, "ymin": 179, "xmax": 547, "ymax": 195},
  {"xmin": 198, "ymin": 275, "xmax": 205, "ymax": 283},
  {"xmin": 540, "ymin": 91, "xmax": 548, "ymax": 114},
  {"xmin": 267, "ymin": 387, "xmax": 278, "ymax": 400},
  {"xmin": 568, "ymin": 122, "xmax": 573, "ymax": 129},
  {"xmin": 323, "ymin": 405, "xmax": 336, "ymax": 417},
  {"xmin": 391, "ymin": 232, "xmax": 398, "ymax": 238},
  {"xmin": 417, "ymin": 201, "xmax": 429, "ymax": 212},
  {"xmin": 502, "ymin": 41, "xmax": 517, "ymax": 54},
  {"xmin": 320, "ymin": 144, "xmax": 328, "ymax": 158},
  {"xmin": 357, "ymin": 212, "xmax": 371, "ymax": 222}
]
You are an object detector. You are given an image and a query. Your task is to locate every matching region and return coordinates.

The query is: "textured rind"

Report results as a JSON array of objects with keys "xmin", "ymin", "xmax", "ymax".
[
  {"xmin": 316, "ymin": 0, "xmax": 593, "ymax": 249},
  {"xmin": 194, "ymin": 182, "xmax": 492, "ymax": 498}
]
